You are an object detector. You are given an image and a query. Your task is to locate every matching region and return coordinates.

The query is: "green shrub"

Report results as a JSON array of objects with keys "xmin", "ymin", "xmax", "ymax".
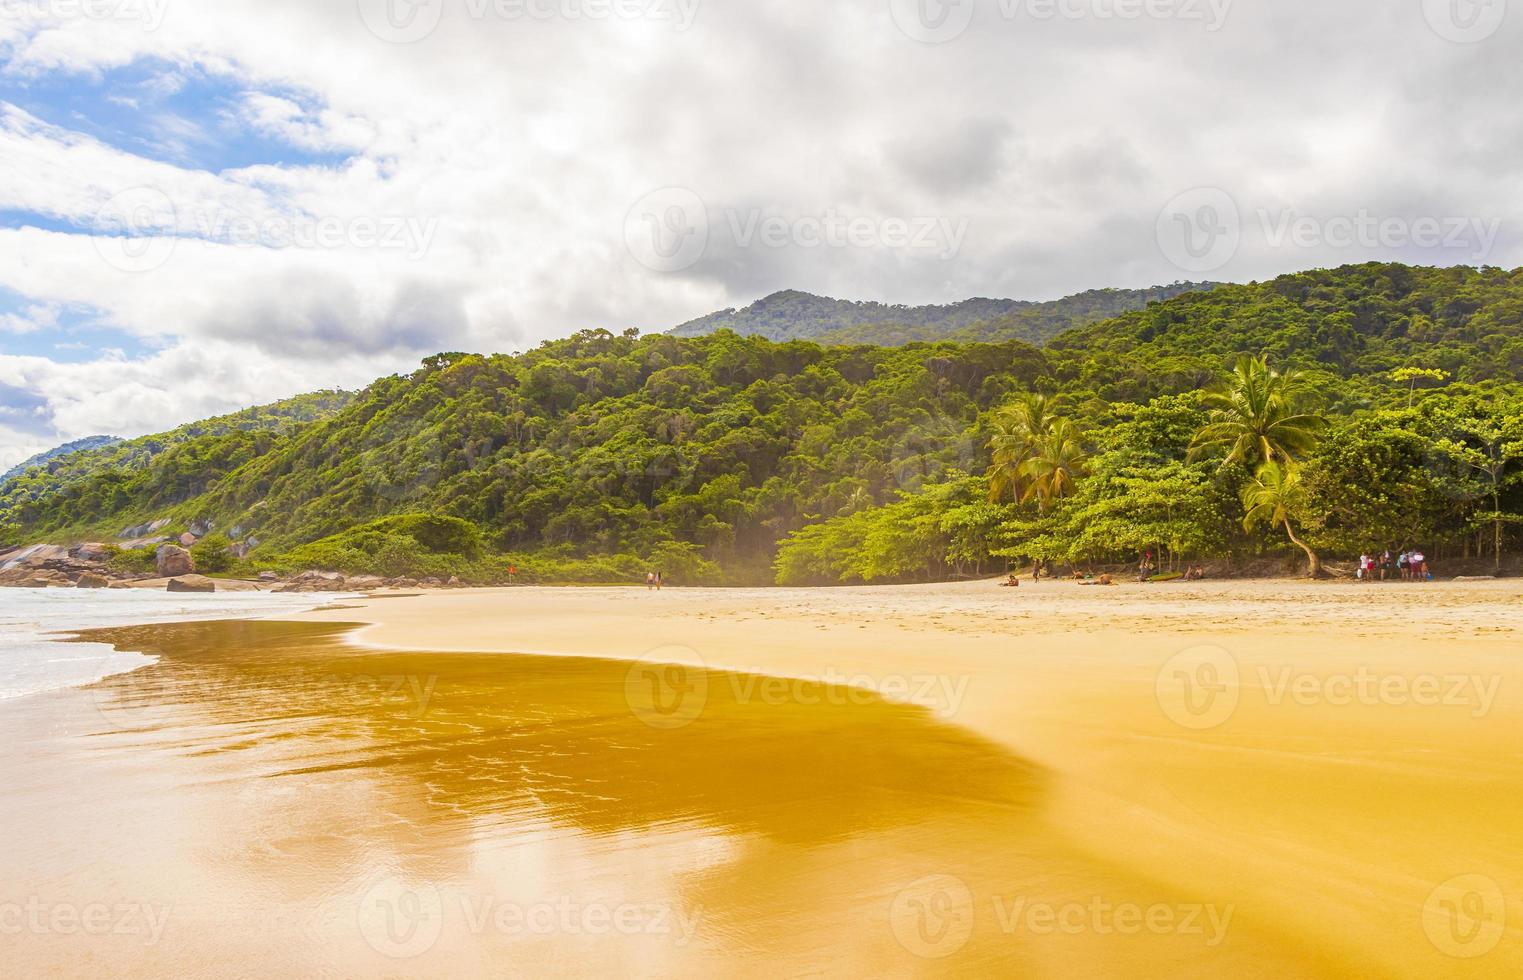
[
  {"xmin": 191, "ymin": 533, "xmax": 234, "ymax": 574},
  {"xmin": 110, "ymin": 546, "xmax": 158, "ymax": 575}
]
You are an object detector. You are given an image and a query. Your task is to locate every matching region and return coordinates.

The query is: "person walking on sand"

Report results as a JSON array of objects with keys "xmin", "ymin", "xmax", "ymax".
[
  {"xmin": 646, "ymin": 571, "xmax": 656, "ymax": 591},
  {"xmin": 655, "ymin": 571, "xmax": 664, "ymax": 591},
  {"xmin": 1397, "ymin": 551, "xmax": 1409, "ymax": 581},
  {"xmin": 1411, "ymin": 550, "xmax": 1426, "ymax": 582}
]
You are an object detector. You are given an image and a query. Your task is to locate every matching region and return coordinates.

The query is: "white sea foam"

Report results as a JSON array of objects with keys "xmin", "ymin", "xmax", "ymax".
[{"xmin": 0, "ymin": 589, "xmax": 352, "ymax": 701}]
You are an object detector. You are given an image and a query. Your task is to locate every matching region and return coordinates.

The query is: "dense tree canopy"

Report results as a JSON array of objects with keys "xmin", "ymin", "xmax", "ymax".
[{"xmin": 6, "ymin": 262, "xmax": 1523, "ymax": 584}]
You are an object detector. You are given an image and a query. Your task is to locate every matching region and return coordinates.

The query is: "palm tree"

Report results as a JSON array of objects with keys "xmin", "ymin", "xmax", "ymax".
[
  {"xmin": 987, "ymin": 393, "xmax": 1065, "ymax": 503},
  {"xmin": 1020, "ymin": 418, "xmax": 1090, "ymax": 513},
  {"xmin": 1241, "ymin": 460, "xmax": 1322, "ymax": 578},
  {"xmin": 1189, "ymin": 355, "xmax": 1326, "ymax": 469}
]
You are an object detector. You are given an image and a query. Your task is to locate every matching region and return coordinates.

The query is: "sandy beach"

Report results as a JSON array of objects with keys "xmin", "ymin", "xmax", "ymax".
[{"xmin": 5, "ymin": 579, "xmax": 1523, "ymax": 976}]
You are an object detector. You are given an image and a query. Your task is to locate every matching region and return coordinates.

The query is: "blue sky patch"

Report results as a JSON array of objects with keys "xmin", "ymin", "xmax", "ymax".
[
  {"xmin": 0, "ymin": 288, "xmax": 160, "ymax": 363},
  {"xmin": 0, "ymin": 57, "xmax": 356, "ymax": 173}
]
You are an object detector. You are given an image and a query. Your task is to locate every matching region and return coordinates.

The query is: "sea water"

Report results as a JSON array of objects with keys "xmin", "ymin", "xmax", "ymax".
[{"xmin": 0, "ymin": 589, "xmax": 352, "ymax": 700}]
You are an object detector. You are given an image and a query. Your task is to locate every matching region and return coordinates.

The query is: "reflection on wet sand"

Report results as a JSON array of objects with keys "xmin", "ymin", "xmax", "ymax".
[{"xmin": 4, "ymin": 620, "xmax": 1356, "ymax": 977}]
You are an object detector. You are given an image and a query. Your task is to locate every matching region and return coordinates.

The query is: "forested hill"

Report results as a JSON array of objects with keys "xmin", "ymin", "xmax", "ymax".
[
  {"xmin": 1, "ymin": 392, "xmax": 352, "ymax": 527},
  {"xmin": 1050, "ymin": 263, "xmax": 1523, "ymax": 391},
  {"xmin": 4, "ymin": 262, "xmax": 1522, "ymax": 585},
  {"xmin": 670, "ymin": 283, "xmax": 1216, "ymax": 346},
  {"xmin": 3, "ymin": 436, "xmax": 121, "ymax": 485}
]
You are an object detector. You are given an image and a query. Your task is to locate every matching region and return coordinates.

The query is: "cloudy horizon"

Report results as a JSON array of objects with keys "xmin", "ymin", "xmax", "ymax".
[{"xmin": 1, "ymin": 0, "xmax": 1519, "ymax": 467}]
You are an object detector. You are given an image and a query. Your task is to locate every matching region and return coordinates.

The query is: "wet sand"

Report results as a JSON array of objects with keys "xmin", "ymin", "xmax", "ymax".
[{"xmin": 5, "ymin": 579, "xmax": 1523, "ymax": 976}]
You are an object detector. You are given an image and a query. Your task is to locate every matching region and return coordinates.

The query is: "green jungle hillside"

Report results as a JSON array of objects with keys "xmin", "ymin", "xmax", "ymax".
[
  {"xmin": 4, "ymin": 263, "xmax": 1522, "ymax": 586},
  {"xmin": 669, "ymin": 283, "xmax": 1216, "ymax": 346}
]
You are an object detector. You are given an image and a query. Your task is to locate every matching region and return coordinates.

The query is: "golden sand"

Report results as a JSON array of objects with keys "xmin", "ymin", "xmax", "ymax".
[{"xmin": 5, "ymin": 579, "xmax": 1523, "ymax": 976}]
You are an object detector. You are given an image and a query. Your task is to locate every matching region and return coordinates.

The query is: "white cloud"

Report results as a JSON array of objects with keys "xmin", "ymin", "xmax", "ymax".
[{"xmin": 0, "ymin": 0, "xmax": 1519, "ymax": 454}]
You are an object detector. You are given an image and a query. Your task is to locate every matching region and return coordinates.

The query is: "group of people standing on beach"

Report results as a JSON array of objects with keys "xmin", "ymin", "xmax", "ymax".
[{"xmin": 1357, "ymin": 550, "xmax": 1431, "ymax": 582}]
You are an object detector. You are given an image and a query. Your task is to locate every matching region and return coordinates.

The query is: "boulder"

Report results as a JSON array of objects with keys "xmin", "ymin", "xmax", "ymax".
[
  {"xmin": 122, "ymin": 578, "xmax": 174, "ymax": 590},
  {"xmin": 215, "ymin": 579, "xmax": 263, "ymax": 593},
  {"xmin": 188, "ymin": 518, "xmax": 214, "ymax": 537},
  {"xmin": 446, "ymin": 576, "xmax": 463, "ymax": 588},
  {"xmin": 70, "ymin": 542, "xmax": 113, "ymax": 562},
  {"xmin": 156, "ymin": 545, "xmax": 195, "ymax": 578},
  {"xmin": 346, "ymin": 575, "xmax": 385, "ymax": 590},
  {"xmin": 76, "ymin": 572, "xmax": 111, "ymax": 589},
  {"xmin": 258, "ymin": 571, "xmax": 281, "ymax": 582},
  {"xmin": 120, "ymin": 535, "xmax": 169, "ymax": 551},
  {"xmin": 119, "ymin": 518, "xmax": 171, "ymax": 539},
  {"xmin": 1, "ymin": 544, "xmax": 69, "ymax": 571},
  {"xmin": 179, "ymin": 533, "xmax": 200, "ymax": 548},
  {"xmin": 167, "ymin": 575, "xmax": 218, "ymax": 593},
  {"xmin": 274, "ymin": 570, "xmax": 349, "ymax": 593},
  {"xmin": 9, "ymin": 571, "xmax": 70, "ymax": 589},
  {"xmin": 107, "ymin": 580, "xmax": 138, "ymax": 590}
]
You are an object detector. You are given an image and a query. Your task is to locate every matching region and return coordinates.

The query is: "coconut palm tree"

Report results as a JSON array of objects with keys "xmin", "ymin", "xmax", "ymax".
[
  {"xmin": 986, "ymin": 393, "xmax": 1065, "ymax": 503},
  {"xmin": 1189, "ymin": 354, "xmax": 1326, "ymax": 470},
  {"xmin": 1241, "ymin": 460, "xmax": 1322, "ymax": 578},
  {"xmin": 1020, "ymin": 418, "xmax": 1090, "ymax": 513}
]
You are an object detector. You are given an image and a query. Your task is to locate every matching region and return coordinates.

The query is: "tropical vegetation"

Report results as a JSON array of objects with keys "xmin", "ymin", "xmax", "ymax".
[{"xmin": 4, "ymin": 262, "xmax": 1523, "ymax": 585}]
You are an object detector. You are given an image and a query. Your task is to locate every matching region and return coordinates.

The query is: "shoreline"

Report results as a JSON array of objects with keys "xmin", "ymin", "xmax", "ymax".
[{"xmin": 7, "ymin": 579, "xmax": 1523, "ymax": 975}]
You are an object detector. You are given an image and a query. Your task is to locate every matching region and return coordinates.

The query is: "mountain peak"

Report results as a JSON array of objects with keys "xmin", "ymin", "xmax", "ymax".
[{"xmin": 668, "ymin": 283, "xmax": 1218, "ymax": 346}]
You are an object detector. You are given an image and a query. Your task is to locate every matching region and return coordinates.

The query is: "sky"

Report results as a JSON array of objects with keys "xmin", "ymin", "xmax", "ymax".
[{"xmin": 0, "ymin": 0, "xmax": 1519, "ymax": 469}]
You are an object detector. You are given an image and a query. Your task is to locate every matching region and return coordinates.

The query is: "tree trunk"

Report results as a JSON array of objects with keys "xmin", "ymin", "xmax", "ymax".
[
  {"xmin": 1495, "ymin": 491, "xmax": 1504, "ymax": 573},
  {"xmin": 1282, "ymin": 519, "xmax": 1322, "ymax": 578}
]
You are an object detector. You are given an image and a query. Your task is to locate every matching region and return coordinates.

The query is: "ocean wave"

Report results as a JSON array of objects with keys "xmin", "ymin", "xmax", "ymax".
[{"xmin": 0, "ymin": 589, "xmax": 354, "ymax": 701}]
